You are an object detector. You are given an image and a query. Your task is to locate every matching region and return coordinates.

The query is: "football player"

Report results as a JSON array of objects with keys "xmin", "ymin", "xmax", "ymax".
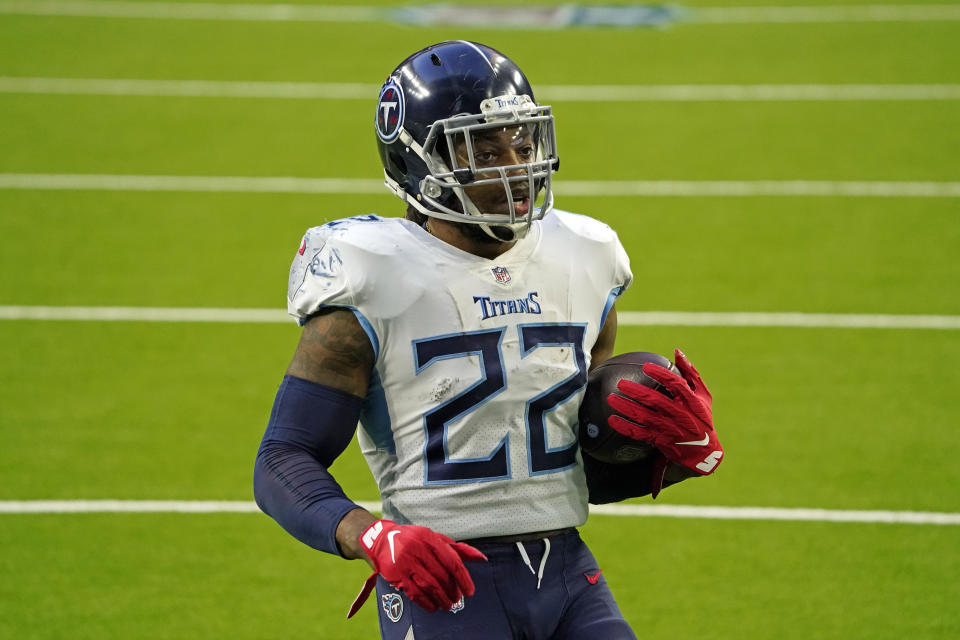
[{"xmin": 254, "ymin": 41, "xmax": 723, "ymax": 639}]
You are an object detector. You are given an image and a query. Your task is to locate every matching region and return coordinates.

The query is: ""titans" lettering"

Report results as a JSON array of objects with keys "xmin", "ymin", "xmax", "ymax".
[{"xmin": 473, "ymin": 291, "xmax": 542, "ymax": 320}]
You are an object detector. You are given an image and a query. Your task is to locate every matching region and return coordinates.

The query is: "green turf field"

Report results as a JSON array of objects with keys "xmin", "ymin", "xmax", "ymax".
[{"xmin": 1, "ymin": 1, "xmax": 958, "ymax": 638}]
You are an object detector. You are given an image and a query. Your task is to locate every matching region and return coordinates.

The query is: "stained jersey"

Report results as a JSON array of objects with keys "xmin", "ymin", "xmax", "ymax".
[{"xmin": 287, "ymin": 210, "xmax": 632, "ymax": 541}]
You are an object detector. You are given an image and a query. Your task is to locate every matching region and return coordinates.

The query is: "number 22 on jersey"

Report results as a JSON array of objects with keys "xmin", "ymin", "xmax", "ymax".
[{"xmin": 413, "ymin": 323, "xmax": 587, "ymax": 485}]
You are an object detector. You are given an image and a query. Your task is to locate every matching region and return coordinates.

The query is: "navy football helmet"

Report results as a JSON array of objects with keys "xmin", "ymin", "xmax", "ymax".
[{"xmin": 375, "ymin": 41, "xmax": 559, "ymax": 241}]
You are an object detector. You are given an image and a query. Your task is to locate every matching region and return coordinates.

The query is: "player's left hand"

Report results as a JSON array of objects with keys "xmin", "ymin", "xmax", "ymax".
[{"xmin": 606, "ymin": 349, "xmax": 724, "ymax": 476}]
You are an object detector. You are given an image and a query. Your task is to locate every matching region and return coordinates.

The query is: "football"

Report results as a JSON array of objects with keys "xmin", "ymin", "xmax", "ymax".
[{"xmin": 578, "ymin": 351, "xmax": 680, "ymax": 464}]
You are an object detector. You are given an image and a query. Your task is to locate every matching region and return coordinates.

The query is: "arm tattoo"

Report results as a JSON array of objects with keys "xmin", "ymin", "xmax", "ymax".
[
  {"xmin": 286, "ymin": 309, "xmax": 375, "ymax": 397},
  {"xmin": 590, "ymin": 306, "xmax": 618, "ymax": 371}
]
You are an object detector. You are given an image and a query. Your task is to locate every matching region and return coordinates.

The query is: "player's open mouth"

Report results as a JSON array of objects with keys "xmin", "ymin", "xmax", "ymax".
[{"xmin": 511, "ymin": 197, "xmax": 531, "ymax": 215}]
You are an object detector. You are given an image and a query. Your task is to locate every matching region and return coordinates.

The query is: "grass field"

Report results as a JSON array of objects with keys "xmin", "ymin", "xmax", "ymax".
[{"xmin": 1, "ymin": 1, "xmax": 959, "ymax": 638}]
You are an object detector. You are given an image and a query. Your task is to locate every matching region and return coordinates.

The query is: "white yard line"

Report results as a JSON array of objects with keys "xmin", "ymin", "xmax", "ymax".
[
  {"xmin": 616, "ymin": 311, "xmax": 960, "ymax": 330},
  {"xmin": 540, "ymin": 84, "xmax": 960, "ymax": 102},
  {"xmin": 691, "ymin": 4, "xmax": 960, "ymax": 23},
  {"xmin": 0, "ymin": 77, "xmax": 377, "ymax": 99},
  {"xmin": 556, "ymin": 180, "xmax": 960, "ymax": 198},
  {"xmin": 588, "ymin": 504, "xmax": 960, "ymax": 525},
  {"xmin": 0, "ymin": 305, "xmax": 294, "ymax": 323},
  {"xmin": 0, "ymin": 500, "xmax": 381, "ymax": 513},
  {"xmin": 4, "ymin": 77, "xmax": 960, "ymax": 102},
  {"xmin": 0, "ymin": 0, "xmax": 383, "ymax": 21},
  {"xmin": 2, "ymin": 306, "xmax": 959, "ymax": 330},
  {"xmin": 0, "ymin": 500, "xmax": 956, "ymax": 525},
  {"xmin": 2, "ymin": 173, "xmax": 960, "ymax": 198},
  {"xmin": 1, "ymin": 1, "xmax": 959, "ymax": 24},
  {"xmin": 0, "ymin": 173, "xmax": 386, "ymax": 194}
]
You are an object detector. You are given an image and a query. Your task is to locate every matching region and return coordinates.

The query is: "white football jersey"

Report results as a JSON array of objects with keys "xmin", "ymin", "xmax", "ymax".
[{"xmin": 287, "ymin": 210, "xmax": 632, "ymax": 540}]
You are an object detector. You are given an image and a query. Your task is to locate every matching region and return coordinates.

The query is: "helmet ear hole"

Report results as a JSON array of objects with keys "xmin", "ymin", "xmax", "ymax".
[
  {"xmin": 393, "ymin": 154, "xmax": 408, "ymax": 180},
  {"xmin": 382, "ymin": 149, "xmax": 409, "ymax": 188}
]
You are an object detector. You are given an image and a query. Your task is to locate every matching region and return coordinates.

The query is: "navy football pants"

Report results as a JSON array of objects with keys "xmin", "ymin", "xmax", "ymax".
[{"xmin": 373, "ymin": 529, "xmax": 637, "ymax": 640}]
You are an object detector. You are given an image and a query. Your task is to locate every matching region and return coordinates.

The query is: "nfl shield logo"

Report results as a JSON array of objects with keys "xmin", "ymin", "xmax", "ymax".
[{"xmin": 491, "ymin": 266, "xmax": 511, "ymax": 285}]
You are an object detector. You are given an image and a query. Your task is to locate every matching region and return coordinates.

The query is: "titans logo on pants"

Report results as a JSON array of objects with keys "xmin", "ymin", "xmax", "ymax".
[{"xmin": 382, "ymin": 592, "xmax": 403, "ymax": 622}]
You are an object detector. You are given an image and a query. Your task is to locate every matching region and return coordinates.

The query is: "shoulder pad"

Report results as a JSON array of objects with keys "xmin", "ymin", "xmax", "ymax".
[
  {"xmin": 543, "ymin": 209, "xmax": 632, "ymax": 297},
  {"xmin": 287, "ymin": 215, "xmax": 412, "ymax": 320},
  {"xmin": 546, "ymin": 209, "xmax": 618, "ymax": 243}
]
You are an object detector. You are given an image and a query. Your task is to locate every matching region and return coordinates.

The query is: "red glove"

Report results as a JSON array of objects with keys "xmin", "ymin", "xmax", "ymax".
[
  {"xmin": 606, "ymin": 349, "xmax": 724, "ymax": 477},
  {"xmin": 347, "ymin": 519, "xmax": 487, "ymax": 618}
]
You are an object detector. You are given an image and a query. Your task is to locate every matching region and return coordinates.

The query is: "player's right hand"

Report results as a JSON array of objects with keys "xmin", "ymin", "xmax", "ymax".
[{"xmin": 347, "ymin": 519, "xmax": 487, "ymax": 617}]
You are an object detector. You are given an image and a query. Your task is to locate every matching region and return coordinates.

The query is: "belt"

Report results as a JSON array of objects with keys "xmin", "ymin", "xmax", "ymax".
[{"xmin": 460, "ymin": 527, "xmax": 576, "ymax": 546}]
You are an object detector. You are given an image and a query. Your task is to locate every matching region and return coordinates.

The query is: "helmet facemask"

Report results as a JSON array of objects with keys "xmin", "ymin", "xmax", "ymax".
[{"xmin": 396, "ymin": 95, "xmax": 558, "ymax": 241}]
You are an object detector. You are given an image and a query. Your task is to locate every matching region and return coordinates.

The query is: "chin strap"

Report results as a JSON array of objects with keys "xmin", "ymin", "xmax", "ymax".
[{"xmin": 479, "ymin": 222, "xmax": 529, "ymax": 242}]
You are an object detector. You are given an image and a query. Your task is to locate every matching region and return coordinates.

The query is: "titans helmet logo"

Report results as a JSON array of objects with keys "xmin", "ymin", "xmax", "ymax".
[{"xmin": 376, "ymin": 80, "xmax": 405, "ymax": 143}]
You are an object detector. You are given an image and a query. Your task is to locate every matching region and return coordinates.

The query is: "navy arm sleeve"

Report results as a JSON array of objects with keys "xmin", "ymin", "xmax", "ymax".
[{"xmin": 253, "ymin": 375, "xmax": 365, "ymax": 557}]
